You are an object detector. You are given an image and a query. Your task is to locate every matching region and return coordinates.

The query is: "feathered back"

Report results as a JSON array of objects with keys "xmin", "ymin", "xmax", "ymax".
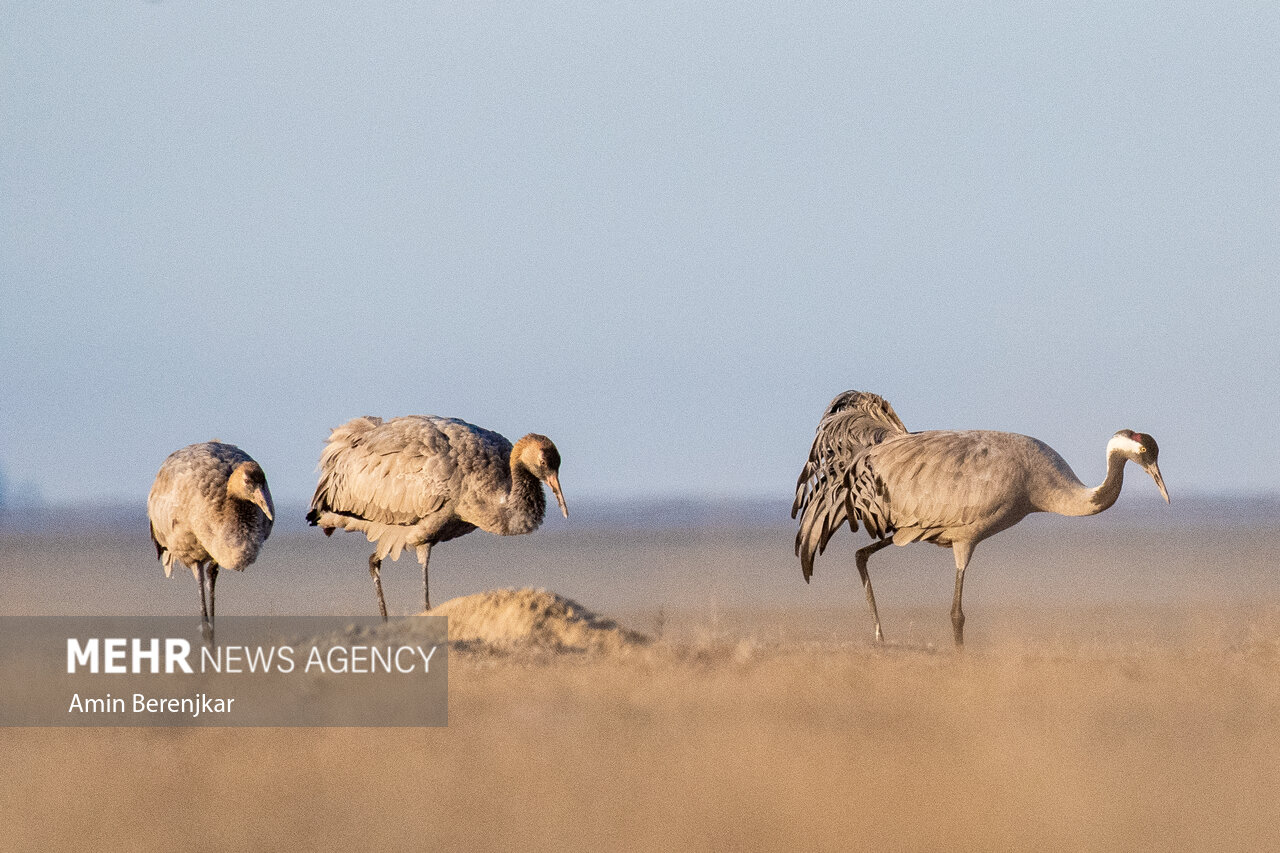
[
  {"xmin": 309, "ymin": 416, "xmax": 466, "ymax": 522},
  {"xmin": 306, "ymin": 415, "xmax": 520, "ymax": 560},
  {"xmin": 792, "ymin": 391, "xmax": 908, "ymax": 581},
  {"xmin": 147, "ymin": 441, "xmax": 274, "ymax": 575}
]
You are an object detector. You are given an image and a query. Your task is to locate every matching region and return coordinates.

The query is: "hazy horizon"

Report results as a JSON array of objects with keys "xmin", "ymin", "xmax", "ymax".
[{"xmin": 2, "ymin": 487, "xmax": 1276, "ymax": 532}]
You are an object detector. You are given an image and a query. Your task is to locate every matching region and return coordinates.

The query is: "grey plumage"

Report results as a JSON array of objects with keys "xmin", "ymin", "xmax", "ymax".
[
  {"xmin": 792, "ymin": 391, "xmax": 908, "ymax": 580},
  {"xmin": 793, "ymin": 391, "xmax": 1169, "ymax": 646},
  {"xmin": 147, "ymin": 441, "xmax": 275, "ymax": 645},
  {"xmin": 307, "ymin": 415, "xmax": 568, "ymax": 620}
]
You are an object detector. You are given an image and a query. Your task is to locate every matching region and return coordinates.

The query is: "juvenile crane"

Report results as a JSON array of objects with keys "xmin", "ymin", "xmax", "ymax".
[
  {"xmin": 307, "ymin": 415, "xmax": 568, "ymax": 621},
  {"xmin": 148, "ymin": 441, "xmax": 275, "ymax": 646},
  {"xmin": 792, "ymin": 391, "xmax": 1169, "ymax": 647}
]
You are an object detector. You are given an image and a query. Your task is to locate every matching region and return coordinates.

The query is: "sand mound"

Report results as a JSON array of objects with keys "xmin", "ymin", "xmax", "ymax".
[
  {"xmin": 425, "ymin": 588, "xmax": 649, "ymax": 654},
  {"xmin": 318, "ymin": 588, "xmax": 649, "ymax": 655}
]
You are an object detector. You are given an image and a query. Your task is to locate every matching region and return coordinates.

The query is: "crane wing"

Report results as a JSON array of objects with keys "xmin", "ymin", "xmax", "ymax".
[
  {"xmin": 146, "ymin": 467, "xmax": 182, "ymax": 577},
  {"xmin": 793, "ymin": 391, "xmax": 908, "ymax": 580},
  {"xmin": 307, "ymin": 416, "xmax": 460, "ymax": 527},
  {"xmin": 853, "ymin": 431, "xmax": 1028, "ymax": 545},
  {"xmin": 308, "ymin": 415, "xmax": 517, "ymax": 525}
]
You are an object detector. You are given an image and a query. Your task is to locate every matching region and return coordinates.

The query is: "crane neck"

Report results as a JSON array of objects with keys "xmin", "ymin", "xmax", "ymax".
[
  {"xmin": 1079, "ymin": 447, "xmax": 1128, "ymax": 516},
  {"xmin": 496, "ymin": 453, "xmax": 547, "ymax": 536},
  {"xmin": 206, "ymin": 493, "xmax": 272, "ymax": 570}
]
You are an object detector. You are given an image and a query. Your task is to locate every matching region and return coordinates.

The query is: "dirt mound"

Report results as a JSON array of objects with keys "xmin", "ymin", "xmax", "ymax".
[
  {"xmin": 319, "ymin": 588, "xmax": 648, "ymax": 655},
  {"xmin": 424, "ymin": 588, "xmax": 649, "ymax": 654}
]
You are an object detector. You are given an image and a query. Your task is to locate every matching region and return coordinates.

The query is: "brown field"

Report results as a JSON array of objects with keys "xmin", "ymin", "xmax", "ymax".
[{"xmin": 3, "ymin": 501, "xmax": 1279, "ymax": 851}]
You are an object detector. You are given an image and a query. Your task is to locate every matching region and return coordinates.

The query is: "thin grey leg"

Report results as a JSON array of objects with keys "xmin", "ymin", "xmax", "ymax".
[
  {"xmin": 855, "ymin": 539, "xmax": 894, "ymax": 643},
  {"xmin": 197, "ymin": 563, "xmax": 213, "ymax": 647},
  {"xmin": 369, "ymin": 553, "xmax": 388, "ymax": 622},
  {"xmin": 417, "ymin": 543, "xmax": 433, "ymax": 612},
  {"xmin": 950, "ymin": 541, "xmax": 975, "ymax": 648},
  {"xmin": 208, "ymin": 564, "xmax": 219, "ymax": 643}
]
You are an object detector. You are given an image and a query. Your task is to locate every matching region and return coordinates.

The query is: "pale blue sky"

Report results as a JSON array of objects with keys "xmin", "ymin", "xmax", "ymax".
[{"xmin": 2, "ymin": 2, "xmax": 1278, "ymax": 505}]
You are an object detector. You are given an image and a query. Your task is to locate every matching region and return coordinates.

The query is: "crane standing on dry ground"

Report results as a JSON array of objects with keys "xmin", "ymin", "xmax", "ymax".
[
  {"xmin": 148, "ymin": 441, "xmax": 275, "ymax": 646},
  {"xmin": 792, "ymin": 391, "xmax": 1169, "ymax": 647},
  {"xmin": 307, "ymin": 415, "xmax": 568, "ymax": 621}
]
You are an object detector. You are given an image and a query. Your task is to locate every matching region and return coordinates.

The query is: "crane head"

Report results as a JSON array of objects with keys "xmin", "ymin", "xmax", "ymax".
[
  {"xmin": 515, "ymin": 434, "xmax": 569, "ymax": 519},
  {"xmin": 228, "ymin": 461, "xmax": 275, "ymax": 521},
  {"xmin": 1112, "ymin": 430, "xmax": 1169, "ymax": 503}
]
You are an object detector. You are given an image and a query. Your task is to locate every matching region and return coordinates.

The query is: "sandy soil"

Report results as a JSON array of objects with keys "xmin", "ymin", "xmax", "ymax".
[
  {"xmin": 3, "ymin": 510, "xmax": 1279, "ymax": 851},
  {"xmin": 5, "ymin": 601, "xmax": 1280, "ymax": 851}
]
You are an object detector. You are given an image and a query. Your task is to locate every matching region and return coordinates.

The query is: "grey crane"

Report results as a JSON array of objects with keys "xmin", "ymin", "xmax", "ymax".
[
  {"xmin": 148, "ymin": 441, "xmax": 275, "ymax": 645},
  {"xmin": 306, "ymin": 415, "xmax": 568, "ymax": 621},
  {"xmin": 792, "ymin": 391, "xmax": 1169, "ymax": 647}
]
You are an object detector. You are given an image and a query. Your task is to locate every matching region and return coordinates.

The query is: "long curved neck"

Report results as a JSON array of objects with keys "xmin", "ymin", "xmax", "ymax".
[
  {"xmin": 1054, "ymin": 447, "xmax": 1127, "ymax": 517},
  {"xmin": 496, "ymin": 452, "xmax": 547, "ymax": 535},
  {"xmin": 1088, "ymin": 448, "xmax": 1129, "ymax": 513}
]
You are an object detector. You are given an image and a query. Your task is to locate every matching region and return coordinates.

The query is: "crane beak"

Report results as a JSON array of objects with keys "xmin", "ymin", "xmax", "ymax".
[
  {"xmin": 1145, "ymin": 463, "xmax": 1170, "ymax": 504},
  {"xmin": 252, "ymin": 486, "xmax": 275, "ymax": 521},
  {"xmin": 546, "ymin": 472, "xmax": 568, "ymax": 518}
]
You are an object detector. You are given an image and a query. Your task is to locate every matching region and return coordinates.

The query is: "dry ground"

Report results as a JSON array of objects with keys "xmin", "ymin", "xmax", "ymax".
[
  {"xmin": 4, "ymin": 602, "xmax": 1280, "ymax": 852},
  {"xmin": 3, "ymin": 510, "xmax": 1278, "ymax": 851}
]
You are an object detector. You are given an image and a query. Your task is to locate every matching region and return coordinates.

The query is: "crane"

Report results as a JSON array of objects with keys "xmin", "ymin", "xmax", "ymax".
[
  {"xmin": 307, "ymin": 415, "xmax": 568, "ymax": 621},
  {"xmin": 792, "ymin": 391, "xmax": 1169, "ymax": 646},
  {"xmin": 147, "ymin": 441, "xmax": 274, "ymax": 645}
]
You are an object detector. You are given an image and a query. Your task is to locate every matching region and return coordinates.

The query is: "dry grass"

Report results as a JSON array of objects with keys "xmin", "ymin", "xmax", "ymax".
[
  {"xmin": 5, "ymin": 606, "xmax": 1280, "ymax": 852},
  {"xmin": 4, "ymin": 519, "xmax": 1279, "ymax": 851}
]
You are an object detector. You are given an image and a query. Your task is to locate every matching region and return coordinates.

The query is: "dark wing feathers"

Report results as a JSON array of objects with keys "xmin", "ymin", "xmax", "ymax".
[
  {"xmin": 793, "ymin": 392, "xmax": 908, "ymax": 581},
  {"xmin": 795, "ymin": 396, "xmax": 1054, "ymax": 580},
  {"xmin": 847, "ymin": 456, "xmax": 892, "ymax": 540}
]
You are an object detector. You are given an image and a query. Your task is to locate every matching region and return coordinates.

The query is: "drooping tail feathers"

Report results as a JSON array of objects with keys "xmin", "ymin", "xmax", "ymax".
[
  {"xmin": 306, "ymin": 415, "xmax": 384, "ymax": 526},
  {"xmin": 305, "ymin": 415, "xmax": 450, "ymax": 562},
  {"xmin": 792, "ymin": 391, "xmax": 907, "ymax": 581}
]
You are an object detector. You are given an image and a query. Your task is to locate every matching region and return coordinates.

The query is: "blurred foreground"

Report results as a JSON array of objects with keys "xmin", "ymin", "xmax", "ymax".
[
  {"xmin": 3, "ymin": 497, "xmax": 1278, "ymax": 850},
  {"xmin": 6, "ymin": 607, "xmax": 1279, "ymax": 851}
]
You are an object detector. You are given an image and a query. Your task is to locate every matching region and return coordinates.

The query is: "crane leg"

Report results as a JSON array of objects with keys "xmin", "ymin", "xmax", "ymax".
[
  {"xmin": 208, "ymin": 564, "xmax": 219, "ymax": 643},
  {"xmin": 417, "ymin": 543, "xmax": 433, "ymax": 612},
  {"xmin": 369, "ymin": 553, "xmax": 388, "ymax": 623},
  {"xmin": 855, "ymin": 539, "xmax": 893, "ymax": 643},
  {"xmin": 196, "ymin": 563, "xmax": 213, "ymax": 647},
  {"xmin": 950, "ymin": 542, "xmax": 974, "ymax": 648}
]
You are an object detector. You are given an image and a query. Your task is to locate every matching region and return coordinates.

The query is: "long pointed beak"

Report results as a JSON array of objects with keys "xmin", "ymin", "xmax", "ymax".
[
  {"xmin": 1146, "ymin": 463, "xmax": 1170, "ymax": 504},
  {"xmin": 253, "ymin": 486, "xmax": 275, "ymax": 521},
  {"xmin": 546, "ymin": 472, "xmax": 568, "ymax": 519}
]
